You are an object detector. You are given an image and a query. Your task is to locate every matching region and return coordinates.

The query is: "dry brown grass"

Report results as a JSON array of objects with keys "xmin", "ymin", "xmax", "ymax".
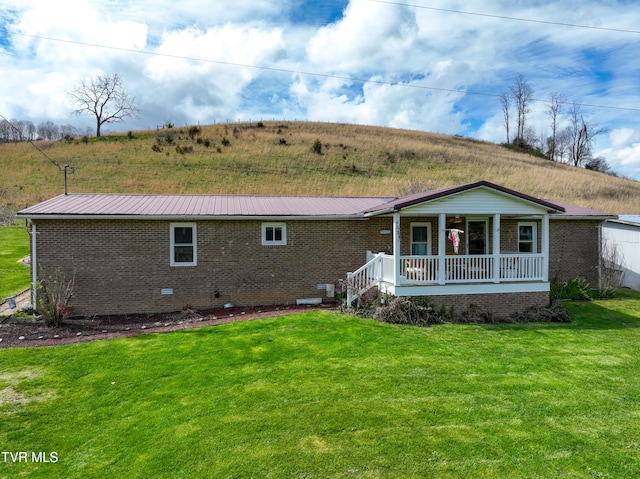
[{"xmin": 2, "ymin": 121, "xmax": 639, "ymax": 213}]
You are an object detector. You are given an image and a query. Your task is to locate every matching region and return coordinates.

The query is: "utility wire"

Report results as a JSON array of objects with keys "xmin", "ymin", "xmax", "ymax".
[
  {"xmin": 6, "ymin": 30, "xmax": 640, "ymax": 113},
  {"xmin": 370, "ymin": 0, "xmax": 640, "ymax": 35}
]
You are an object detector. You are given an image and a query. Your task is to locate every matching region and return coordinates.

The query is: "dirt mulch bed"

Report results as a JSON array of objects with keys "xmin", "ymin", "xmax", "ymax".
[{"xmin": 0, "ymin": 304, "xmax": 336, "ymax": 349}]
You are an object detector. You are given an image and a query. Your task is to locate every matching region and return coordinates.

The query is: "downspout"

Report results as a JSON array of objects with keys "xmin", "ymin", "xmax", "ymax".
[
  {"xmin": 597, "ymin": 222, "xmax": 602, "ymax": 291},
  {"xmin": 30, "ymin": 220, "xmax": 37, "ymax": 308}
]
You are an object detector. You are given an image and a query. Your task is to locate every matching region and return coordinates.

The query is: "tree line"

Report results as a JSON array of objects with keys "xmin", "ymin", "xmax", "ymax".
[
  {"xmin": 500, "ymin": 75, "xmax": 612, "ymax": 174},
  {"xmin": 0, "ymin": 118, "xmax": 93, "ymax": 143}
]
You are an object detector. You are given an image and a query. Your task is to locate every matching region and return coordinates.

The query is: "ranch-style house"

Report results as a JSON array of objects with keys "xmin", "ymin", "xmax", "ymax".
[{"xmin": 17, "ymin": 180, "xmax": 615, "ymax": 317}]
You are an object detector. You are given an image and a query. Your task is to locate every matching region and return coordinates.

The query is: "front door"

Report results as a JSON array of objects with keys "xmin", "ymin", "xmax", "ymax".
[{"xmin": 467, "ymin": 219, "xmax": 488, "ymax": 255}]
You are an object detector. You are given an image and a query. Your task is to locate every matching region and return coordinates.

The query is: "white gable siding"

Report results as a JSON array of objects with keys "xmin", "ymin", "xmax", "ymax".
[{"xmin": 399, "ymin": 187, "xmax": 549, "ymax": 216}]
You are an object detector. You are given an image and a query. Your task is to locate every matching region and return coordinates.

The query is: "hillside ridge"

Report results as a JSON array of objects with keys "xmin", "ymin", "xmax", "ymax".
[{"xmin": 2, "ymin": 121, "xmax": 638, "ymax": 214}]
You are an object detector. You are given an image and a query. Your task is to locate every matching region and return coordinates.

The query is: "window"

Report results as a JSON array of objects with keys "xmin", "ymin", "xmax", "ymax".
[
  {"xmin": 410, "ymin": 223, "xmax": 431, "ymax": 255},
  {"xmin": 170, "ymin": 223, "xmax": 197, "ymax": 266},
  {"xmin": 262, "ymin": 222, "xmax": 287, "ymax": 246},
  {"xmin": 518, "ymin": 222, "xmax": 537, "ymax": 253}
]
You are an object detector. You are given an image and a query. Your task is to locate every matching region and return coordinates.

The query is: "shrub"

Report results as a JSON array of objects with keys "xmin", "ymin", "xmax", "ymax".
[
  {"xmin": 256, "ymin": 121, "xmax": 265, "ymax": 128},
  {"xmin": 312, "ymin": 139, "xmax": 322, "ymax": 155},
  {"xmin": 551, "ymin": 277, "xmax": 593, "ymax": 301},
  {"xmin": 221, "ymin": 137, "xmax": 230, "ymax": 146},
  {"xmin": 37, "ymin": 268, "xmax": 75, "ymax": 327},
  {"xmin": 187, "ymin": 126, "xmax": 201, "ymax": 140},
  {"xmin": 151, "ymin": 144, "xmax": 162, "ymax": 153},
  {"xmin": 175, "ymin": 145, "xmax": 193, "ymax": 154}
]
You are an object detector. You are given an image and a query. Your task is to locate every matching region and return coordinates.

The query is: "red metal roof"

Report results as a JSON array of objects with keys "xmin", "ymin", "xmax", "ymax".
[
  {"xmin": 17, "ymin": 193, "xmax": 394, "ymax": 218},
  {"xmin": 17, "ymin": 182, "xmax": 615, "ymax": 219}
]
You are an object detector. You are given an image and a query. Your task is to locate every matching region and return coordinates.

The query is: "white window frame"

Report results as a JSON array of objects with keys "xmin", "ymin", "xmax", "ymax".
[
  {"xmin": 170, "ymin": 222, "xmax": 197, "ymax": 266},
  {"xmin": 410, "ymin": 222, "xmax": 431, "ymax": 255},
  {"xmin": 262, "ymin": 222, "xmax": 287, "ymax": 246},
  {"xmin": 518, "ymin": 222, "xmax": 537, "ymax": 253}
]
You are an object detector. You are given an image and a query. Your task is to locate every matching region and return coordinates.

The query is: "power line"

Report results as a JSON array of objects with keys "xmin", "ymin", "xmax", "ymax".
[
  {"xmin": 369, "ymin": 0, "xmax": 640, "ymax": 35},
  {"xmin": 6, "ymin": 30, "xmax": 640, "ymax": 113}
]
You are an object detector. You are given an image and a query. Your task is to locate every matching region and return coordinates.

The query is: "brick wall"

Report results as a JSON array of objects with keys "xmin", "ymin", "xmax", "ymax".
[
  {"xmin": 549, "ymin": 219, "xmax": 601, "ymax": 287},
  {"xmin": 32, "ymin": 216, "xmax": 603, "ymax": 316},
  {"xmin": 33, "ymin": 217, "xmax": 393, "ymax": 315}
]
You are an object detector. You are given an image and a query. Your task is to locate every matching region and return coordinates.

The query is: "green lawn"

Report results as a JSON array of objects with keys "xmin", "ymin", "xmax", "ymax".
[
  {"xmin": 1, "ymin": 293, "xmax": 640, "ymax": 478},
  {"xmin": 0, "ymin": 223, "xmax": 30, "ymax": 300}
]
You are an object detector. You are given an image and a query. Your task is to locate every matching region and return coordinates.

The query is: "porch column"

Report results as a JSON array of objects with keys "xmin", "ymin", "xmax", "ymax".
[
  {"xmin": 542, "ymin": 213, "xmax": 549, "ymax": 281},
  {"xmin": 493, "ymin": 213, "xmax": 501, "ymax": 283},
  {"xmin": 438, "ymin": 213, "xmax": 446, "ymax": 284},
  {"xmin": 393, "ymin": 212, "xmax": 401, "ymax": 285}
]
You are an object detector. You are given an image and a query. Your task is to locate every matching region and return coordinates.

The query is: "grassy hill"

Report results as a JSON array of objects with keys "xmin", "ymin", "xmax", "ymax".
[{"xmin": 2, "ymin": 121, "xmax": 639, "ymax": 213}]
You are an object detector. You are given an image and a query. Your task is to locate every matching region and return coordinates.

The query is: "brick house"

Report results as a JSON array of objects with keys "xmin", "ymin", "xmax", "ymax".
[{"xmin": 17, "ymin": 181, "xmax": 615, "ymax": 317}]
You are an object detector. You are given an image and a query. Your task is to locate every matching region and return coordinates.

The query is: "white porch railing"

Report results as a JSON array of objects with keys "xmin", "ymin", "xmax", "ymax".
[
  {"xmin": 399, "ymin": 253, "xmax": 545, "ymax": 284},
  {"xmin": 347, "ymin": 253, "xmax": 385, "ymax": 305},
  {"xmin": 347, "ymin": 253, "xmax": 545, "ymax": 304}
]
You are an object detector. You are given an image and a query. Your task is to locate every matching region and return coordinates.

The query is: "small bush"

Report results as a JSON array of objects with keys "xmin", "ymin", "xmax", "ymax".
[
  {"xmin": 151, "ymin": 144, "xmax": 162, "ymax": 153},
  {"xmin": 312, "ymin": 139, "xmax": 322, "ymax": 155},
  {"xmin": 551, "ymin": 277, "xmax": 593, "ymax": 301},
  {"xmin": 187, "ymin": 126, "xmax": 201, "ymax": 140},
  {"xmin": 221, "ymin": 137, "xmax": 230, "ymax": 146},
  {"xmin": 257, "ymin": 121, "xmax": 265, "ymax": 128},
  {"xmin": 175, "ymin": 145, "xmax": 193, "ymax": 154},
  {"xmin": 37, "ymin": 268, "xmax": 75, "ymax": 327}
]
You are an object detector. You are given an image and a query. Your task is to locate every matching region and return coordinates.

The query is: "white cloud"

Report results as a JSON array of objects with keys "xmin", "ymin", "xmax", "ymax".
[
  {"xmin": 596, "ymin": 129, "xmax": 640, "ymax": 180},
  {"xmin": 306, "ymin": 0, "xmax": 418, "ymax": 73},
  {"xmin": 0, "ymin": 0, "xmax": 639, "ymax": 180}
]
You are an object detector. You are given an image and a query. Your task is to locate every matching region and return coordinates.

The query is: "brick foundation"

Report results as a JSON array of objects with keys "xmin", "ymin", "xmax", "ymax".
[{"xmin": 424, "ymin": 291, "xmax": 550, "ymax": 319}]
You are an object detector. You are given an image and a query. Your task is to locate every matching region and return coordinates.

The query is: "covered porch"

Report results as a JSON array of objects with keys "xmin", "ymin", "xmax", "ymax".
[{"xmin": 348, "ymin": 204, "xmax": 556, "ymax": 305}]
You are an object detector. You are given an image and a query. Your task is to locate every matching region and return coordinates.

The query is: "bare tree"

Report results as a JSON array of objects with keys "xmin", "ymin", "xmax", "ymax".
[
  {"xmin": 546, "ymin": 92, "xmax": 565, "ymax": 161},
  {"xmin": 555, "ymin": 128, "xmax": 570, "ymax": 163},
  {"xmin": 509, "ymin": 75, "xmax": 534, "ymax": 144},
  {"xmin": 67, "ymin": 73, "xmax": 139, "ymax": 137},
  {"xmin": 499, "ymin": 90, "xmax": 511, "ymax": 144},
  {"xmin": 37, "ymin": 120, "xmax": 59, "ymax": 140},
  {"xmin": 565, "ymin": 102, "xmax": 607, "ymax": 167}
]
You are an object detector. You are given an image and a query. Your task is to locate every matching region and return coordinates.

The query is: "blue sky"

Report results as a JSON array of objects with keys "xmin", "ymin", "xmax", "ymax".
[{"xmin": 1, "ymin": 0, "xmax": 640, "ymax": 182}]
